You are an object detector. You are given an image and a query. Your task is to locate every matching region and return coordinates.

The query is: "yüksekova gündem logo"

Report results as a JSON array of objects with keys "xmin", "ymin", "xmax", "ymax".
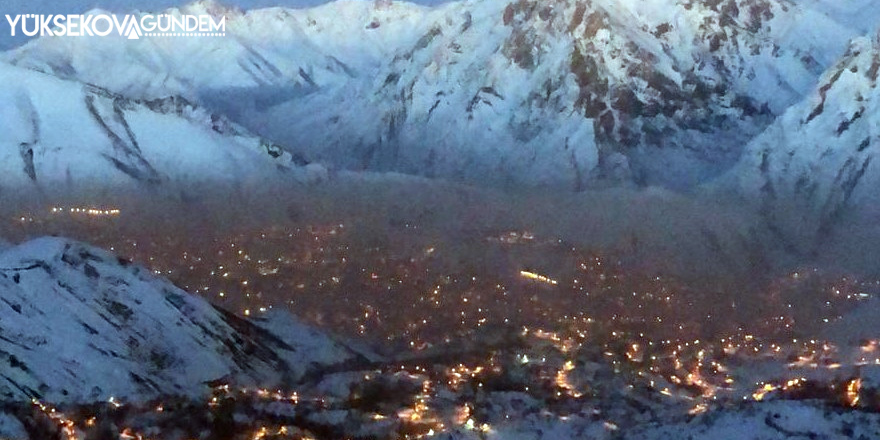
[{"xmin": 5, "ymin": 13, "xmax": 226, "ymax": 40}]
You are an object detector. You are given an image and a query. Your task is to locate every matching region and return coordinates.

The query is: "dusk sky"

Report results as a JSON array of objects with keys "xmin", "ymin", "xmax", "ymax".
[{"xmin": 0, "ymin": 0, "xmax": 449, "ymax": 49}]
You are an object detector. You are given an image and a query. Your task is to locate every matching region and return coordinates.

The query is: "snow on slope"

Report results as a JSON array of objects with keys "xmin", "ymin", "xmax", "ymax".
[
  {"xmin": 432, "ymin": 400, "xmax": 880, "ymax": 439},
  {"xmin": 730, "ymin": 34, "xmax": 880, "ymax": 243},
  {"xmin": 0, "ymin": 61, "xmax": 308, "ymax": 198},
  {"xmin": 254, "ymin": 0, "xmax": 865, "ymax": 190},
  {"xmin": 7, "ymin": 0, "xmax": 873, "ymax": 191},
  {"xmin": 284, "ymin": 0, "xmax": 435, "ymax": 72},
  {"xmin": 625, "ymin": 400, "xmax": 880, "ymax": 440},
  {"xmin": 0, "ymin": 237, "xmax": 363, "ymax": 403},
  {"xmin": 797, "ymin": 0, "xmax": 880, "ymax": 36},
  {"xmin": 0, "ymin": 412, "xmax": 27, "ymax": 440},
  {"xmin": 3, "ymin": 0, "xmax": 433, "ymax": 101}
]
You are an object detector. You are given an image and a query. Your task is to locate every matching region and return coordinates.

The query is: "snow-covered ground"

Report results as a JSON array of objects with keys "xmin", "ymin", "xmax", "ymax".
[{"xmin": 628, "ymin": 400, "xmax": 880, "ymax": 439}]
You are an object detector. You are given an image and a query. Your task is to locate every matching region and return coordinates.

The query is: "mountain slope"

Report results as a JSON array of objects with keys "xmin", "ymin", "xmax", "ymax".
[
  {"xmin": 0, "ymin": 61, "xmax": 308, "ymax": 199},
  {"xmin": 0, "ymin": 237, "xmax": 363, "ymax": 403},
  {"xmin": 3, "ymin": 0, "xmax": 433, "ymax": 101},
  {"xmin": 730, "ymin": 34, "xmax": 880, "ymax": 245},
  {"xmin": 7, "ymin": 0, "xmax": 874, "ymax": 191},
  {"xmin": 237, "ymin": 0, "xmax": 866, "ymax": 190},
  {"xmin": 797, "ymin": 0, "xmax": 880, "ymax": 36}
]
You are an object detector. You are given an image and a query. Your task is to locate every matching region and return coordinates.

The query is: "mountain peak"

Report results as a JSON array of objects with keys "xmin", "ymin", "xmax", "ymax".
[{"xmin": 181, "ymin": 0, "xmax": 243, "ymax": 19}]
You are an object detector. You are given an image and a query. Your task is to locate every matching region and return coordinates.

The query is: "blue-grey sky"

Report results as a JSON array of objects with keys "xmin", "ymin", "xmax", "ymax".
[{"xmin": 0, "ymin": 0, "xmax": 448, "ymax": 49}]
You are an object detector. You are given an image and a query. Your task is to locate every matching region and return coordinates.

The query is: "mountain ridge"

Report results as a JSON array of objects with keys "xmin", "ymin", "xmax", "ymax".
[
  {"xmin": 0, "ymin": 236, "xmax": 367, "ymax": 403},
  {"xmin": 0, "ymin": 61, "xmax": 317, "ymax": 200},
  {"xmin": 7, "ymin": 0, "xmax": 877, "ymax": 192},
  {"xmin": 727, "ymin": 31, "xmax": 880, "ymax": 250}
]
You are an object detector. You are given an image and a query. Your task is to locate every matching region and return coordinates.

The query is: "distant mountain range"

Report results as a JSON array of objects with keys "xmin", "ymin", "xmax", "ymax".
[{"xmin": 1, "ymin": 0, "xmax": 879, "ymax": 236}]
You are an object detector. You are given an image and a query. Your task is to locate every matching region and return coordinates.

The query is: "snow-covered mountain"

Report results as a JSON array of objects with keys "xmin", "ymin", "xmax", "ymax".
[
  {"xmin": 0, "ymin": 61, "xmax": 311, "ymax": 199},
  {"xmin": 6, "ymin": 0, "xmax": 876, "ymax": 191},
  {"xmin": 4, "ymin": 0, "xmax": 880, "ymax": 234},
  {"xmin": 4, "ymin": 0, "xmax": 434, "ymax": 100},
  {"xmin": 730, "ymin": 33, "xmax": 880, "ymax": 244},
  {"xmin": 271, "ymin": 0, "xmax": 869, "ymax": 190},
  {"xmin": 0, "ymin": 237, "xmax": 364, "ymax": 403}
]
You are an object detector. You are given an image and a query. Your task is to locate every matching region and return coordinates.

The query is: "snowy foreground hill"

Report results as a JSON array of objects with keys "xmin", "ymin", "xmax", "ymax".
[{"xmin": 0, "ymin": 237, "xmax": 364, "ymax": 404}]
